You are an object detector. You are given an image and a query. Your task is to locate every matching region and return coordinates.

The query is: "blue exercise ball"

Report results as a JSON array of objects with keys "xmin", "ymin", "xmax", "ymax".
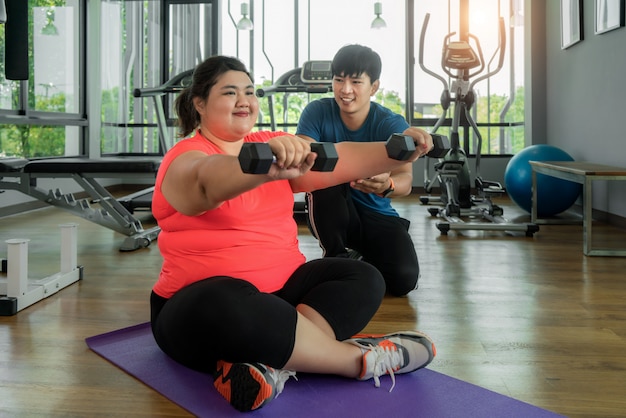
[{"xmin": 504, "ymin": 144, "xmax": 581, "ymax": 217}]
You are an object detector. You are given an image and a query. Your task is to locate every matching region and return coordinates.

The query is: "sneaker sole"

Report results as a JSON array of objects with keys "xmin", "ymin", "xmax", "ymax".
[{"xmin": 214, "ymin": 361, "xmax": 275, "ymax": 412}]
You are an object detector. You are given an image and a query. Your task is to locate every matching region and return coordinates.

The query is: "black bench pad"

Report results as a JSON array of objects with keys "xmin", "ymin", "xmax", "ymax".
[
  {"xmin": 0, "ymin": 158, "xmax": 29, "ymax": 173},
  {"xmin": 23, "ymin": 157, "xmax": 162, "ymax": 174}
]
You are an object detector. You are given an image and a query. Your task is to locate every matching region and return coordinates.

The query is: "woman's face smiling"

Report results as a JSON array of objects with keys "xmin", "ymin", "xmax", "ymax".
[{"xmin": 194, "ymin": 70, "xmax": 258, "ymax": 142}]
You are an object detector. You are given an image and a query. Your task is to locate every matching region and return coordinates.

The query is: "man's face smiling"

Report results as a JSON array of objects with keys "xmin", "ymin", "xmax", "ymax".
[{"xmin": 332, "ymin": 72, "xmax": 379, "ymax": 118}]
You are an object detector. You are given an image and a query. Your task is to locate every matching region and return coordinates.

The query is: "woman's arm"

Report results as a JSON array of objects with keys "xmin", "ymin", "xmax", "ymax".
[
  {"xmin": 291, "ymin": 129, "xmax": 432, "ymax": 193},
  {"xmin": 161, "ymin": 135, "xmax": 317, "ymax": 216}
]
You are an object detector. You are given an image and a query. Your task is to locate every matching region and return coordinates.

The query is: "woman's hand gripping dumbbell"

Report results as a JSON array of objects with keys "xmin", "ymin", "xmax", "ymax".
[{"xmin": 238, "ymin": 140, "xmax": 338, "ymax": 174}]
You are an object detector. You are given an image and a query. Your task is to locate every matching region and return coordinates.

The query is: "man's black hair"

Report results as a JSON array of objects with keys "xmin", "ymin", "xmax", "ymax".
[{"xmin": 331, "ymin": 44, "xmax": 382, "ymax": 82}]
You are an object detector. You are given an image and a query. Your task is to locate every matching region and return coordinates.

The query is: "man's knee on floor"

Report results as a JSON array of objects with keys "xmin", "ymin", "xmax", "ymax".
[{"xmin": 384, "ymin": 267, "xmax": 419, "ymax": 297}]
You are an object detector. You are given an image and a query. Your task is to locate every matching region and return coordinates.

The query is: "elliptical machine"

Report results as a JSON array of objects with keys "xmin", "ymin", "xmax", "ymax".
[{"xmin": 418, "ymin": 13, "xmax": 537, "ymax": 237}]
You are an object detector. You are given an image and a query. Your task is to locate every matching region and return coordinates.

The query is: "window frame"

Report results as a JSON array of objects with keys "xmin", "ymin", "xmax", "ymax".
[{"xmin": 0, "ymin": 0, "xmax": 88, "ymax": 157}]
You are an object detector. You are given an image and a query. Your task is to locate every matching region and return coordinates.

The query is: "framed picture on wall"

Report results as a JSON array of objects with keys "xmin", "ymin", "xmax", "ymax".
[
  {"xmin": 561, "ymin": 0, "xmax": 584, "ymax": 49},
  {"xmin": 595, "ymin": 0, "xmax": 625, "ymax": 34}
]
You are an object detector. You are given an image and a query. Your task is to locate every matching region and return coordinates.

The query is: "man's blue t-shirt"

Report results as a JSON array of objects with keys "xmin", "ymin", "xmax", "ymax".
[{"xmin": 296, "ymin": 98, "xmax": 409, "ymax": 216}]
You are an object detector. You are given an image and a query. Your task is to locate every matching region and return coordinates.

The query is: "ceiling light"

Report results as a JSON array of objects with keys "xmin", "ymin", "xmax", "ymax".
[
  {"xmin": 371, "ymin": 2, "xmax": 387, "ymax": 29},
  {"xmin": 236, "ymin": 3, "xmax": 254, "ymax": 31}
]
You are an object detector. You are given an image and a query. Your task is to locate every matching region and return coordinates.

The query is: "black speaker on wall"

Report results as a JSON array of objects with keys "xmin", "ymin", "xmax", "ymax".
[{"xmin": 5, "ymin": 0, "xmax": 28, "ymax": 80}]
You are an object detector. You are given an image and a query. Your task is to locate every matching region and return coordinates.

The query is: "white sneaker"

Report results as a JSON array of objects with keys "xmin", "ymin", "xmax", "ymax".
[{"xmin": 347, "ymin": 331, "xmax": 436, "ymax": 391}]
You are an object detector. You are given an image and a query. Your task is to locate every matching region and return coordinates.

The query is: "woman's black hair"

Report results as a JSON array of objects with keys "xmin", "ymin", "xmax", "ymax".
[{"xmin": 174, "ymin": 56, "xmax": 253, "ymax": 137}]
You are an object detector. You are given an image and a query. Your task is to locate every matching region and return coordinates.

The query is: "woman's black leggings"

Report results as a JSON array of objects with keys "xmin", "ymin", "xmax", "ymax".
[{"xmin": 150, "ymin": 258, "xmax": 385, "ymax": 374}]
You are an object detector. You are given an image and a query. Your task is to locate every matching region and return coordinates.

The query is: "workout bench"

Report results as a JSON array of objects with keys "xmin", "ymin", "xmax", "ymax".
[
  {"xmin": 530, "ymin": 161, "xmax": 626, "ymax": 256},
  {"xmin": 0, "ymin": 156, "xmax": 161, "ymax": 251}
]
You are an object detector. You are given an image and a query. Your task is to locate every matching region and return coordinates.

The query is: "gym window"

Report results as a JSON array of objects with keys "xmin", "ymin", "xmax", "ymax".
[
  {"xmin": 410, "ymin": 0, "xmax": 525, "ymax": 155},
  {"xmin": 0, "ymin": 0, "xmax": 86, "ymax": 159},
  {"xmin": 0, "ymin": 0, "xmax": 525, "ymax": 159},
  {"xmin": 228, "ymin": 0, "xmax": 525, "ymax": 156},
  {"xmin": 99, "ymin": 0, "xmax": 218, "ymax": 155}
]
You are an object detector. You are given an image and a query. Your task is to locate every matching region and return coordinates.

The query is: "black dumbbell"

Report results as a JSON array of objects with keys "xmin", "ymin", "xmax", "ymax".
[
  {"xmin": 239, "ymin": 142, "xmax": 339, "ymax": 174},
  {"xmin": 385, "ymin": 133, "xmax": 450, "ymax": 161},
  {"xmin": 310, "ymin": 142, "xmax": 339, "ymax": 172}
]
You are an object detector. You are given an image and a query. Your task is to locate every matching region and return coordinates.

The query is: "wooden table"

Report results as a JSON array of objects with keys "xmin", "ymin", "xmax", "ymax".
[{"xmin": 530, "ymin": 161, "xmax": 626, "ymax": 256}]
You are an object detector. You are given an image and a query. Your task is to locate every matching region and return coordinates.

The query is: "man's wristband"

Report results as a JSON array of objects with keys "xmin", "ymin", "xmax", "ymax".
[{"xmin": 378, "ymin": 177, "xmax": 395, "ymax": 198}]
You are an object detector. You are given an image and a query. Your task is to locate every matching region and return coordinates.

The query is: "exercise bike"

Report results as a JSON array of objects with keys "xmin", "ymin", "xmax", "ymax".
[{"xmin": 418, "ymin": 13, "xmax": 538, "ymax": 237}]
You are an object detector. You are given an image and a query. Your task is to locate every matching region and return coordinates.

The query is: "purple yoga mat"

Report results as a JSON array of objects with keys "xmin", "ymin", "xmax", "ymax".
[{"xmin": 86, "ymin": 323, "xmax": 564, "ymax": 418}]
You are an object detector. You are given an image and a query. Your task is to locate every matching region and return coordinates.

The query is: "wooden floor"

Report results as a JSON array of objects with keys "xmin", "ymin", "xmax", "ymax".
[{"xmin": 1, "ymin": 193, "xmax": 625, "ymax": 417}]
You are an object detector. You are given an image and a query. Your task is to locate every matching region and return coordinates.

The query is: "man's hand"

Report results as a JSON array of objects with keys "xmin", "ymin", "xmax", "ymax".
[
  {"xmin": 403, "ymin": 127, "xmax": 434, "ymax": 158},
  {"xmin": 350, "ymin": 172, "xmax": 391, "ymax": 195}
]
